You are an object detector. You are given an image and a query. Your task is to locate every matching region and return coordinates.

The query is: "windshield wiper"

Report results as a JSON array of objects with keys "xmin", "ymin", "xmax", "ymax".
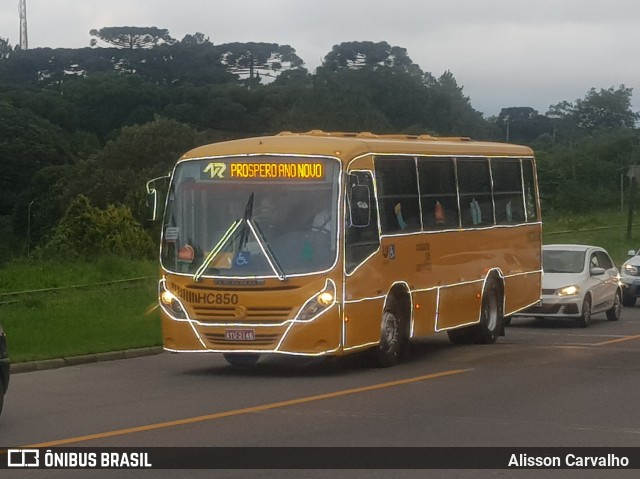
[
  {"xmin": 238, "ymin": 192, "xmax": 254, "ymax": 250},
  {"xmin": 193, "ymin": 219, "xmax": 243, "ymax": 282},
  {"xmin": 193, "ymin": 192, "xmax": 287, "ymax": 282},
  {"xmin": 248, "ymin": 219, "xmax": 286, "ymax": 281}
]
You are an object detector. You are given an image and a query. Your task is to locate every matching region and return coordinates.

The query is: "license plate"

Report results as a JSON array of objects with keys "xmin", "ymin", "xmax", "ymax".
[{"xmin": 225, "ymin": 329, "xmax": 255, "ymax": 341}]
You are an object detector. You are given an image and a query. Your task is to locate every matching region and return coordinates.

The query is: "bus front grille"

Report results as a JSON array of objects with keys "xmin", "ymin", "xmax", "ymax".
[{"xmin": 192, "ymin": 306, "xmax": 293, "ymax": 324}]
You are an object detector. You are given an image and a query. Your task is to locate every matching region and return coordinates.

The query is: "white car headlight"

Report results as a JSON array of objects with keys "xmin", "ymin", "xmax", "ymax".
[
  {"xmin": 557, "ymin": 285, "xmax": 579, "ymax": 296},
  {"xmin": 624, "ymin": 264, "xmax": 639, "ymax": 276}
]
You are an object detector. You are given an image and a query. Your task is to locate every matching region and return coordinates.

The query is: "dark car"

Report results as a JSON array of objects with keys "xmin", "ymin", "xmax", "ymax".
[{"xmin": 0, "ymin": 323, "xmax": 9, "ymax": 417}]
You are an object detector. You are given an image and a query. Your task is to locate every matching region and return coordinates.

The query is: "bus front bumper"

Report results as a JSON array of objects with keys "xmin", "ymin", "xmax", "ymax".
[{"xmin": 161, "ymin": 307, "xmax": 342, "ymax": 357}]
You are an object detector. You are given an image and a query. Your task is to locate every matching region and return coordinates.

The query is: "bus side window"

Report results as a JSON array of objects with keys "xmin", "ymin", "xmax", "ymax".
[
  {"xmin": 522, "ymin": 159, "xmax": 539, "ymax": 222},
  {"xmin": 492, "ymin": 158, "xmax": 525, "ymax": 224},
  {"xmin": 375, "ymin": 157, "xmax": 421, "ymax": 233},
  {"xmin": 418, "ymin": 158, "xmax": 459, "ymax": 229},
  {"xmin": 457, "ymin": 158, "xmax": 494, "ymax": 227}
]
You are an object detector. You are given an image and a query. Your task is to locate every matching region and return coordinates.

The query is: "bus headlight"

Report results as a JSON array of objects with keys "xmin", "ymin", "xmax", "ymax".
[
  {"xmin": 159, "ymin": 281, "xmax": 189, "ymax": 320},
  {"xmin": 296, "ymin": 280, "xmax": 336, "ymax": 321}
]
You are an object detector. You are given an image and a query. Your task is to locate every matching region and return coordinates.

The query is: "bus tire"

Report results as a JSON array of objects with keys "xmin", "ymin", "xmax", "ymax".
[
  {"xmin": 448, "ymin": 279, "xmax": 502, "ymax": 345},
  {"xmin": 373, "ymin": 305, "xmax": 406, "ymax": 368},
  {"xmin": 474, "ymin": 279, "xmax": 502, "ymax": 344},
  {"xmin": 223, "ymin": 353, "xmax": 260, "ymax": 367}
]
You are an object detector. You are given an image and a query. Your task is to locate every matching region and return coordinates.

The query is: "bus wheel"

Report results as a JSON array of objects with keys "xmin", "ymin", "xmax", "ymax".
[
  {"xmin": 474, "ymin": 280, "xmax": 502, "ymax": 344},
  {"xmin": 374, "ymin": 307, "xmax": 405, "ymax": 368},
  {"xmin": 223, "ymin": 353, "xmax": 260, "ymax": 367},
  {"xmin": 448, "ymin": 280, "xmax": 502, "ymax": 345}
]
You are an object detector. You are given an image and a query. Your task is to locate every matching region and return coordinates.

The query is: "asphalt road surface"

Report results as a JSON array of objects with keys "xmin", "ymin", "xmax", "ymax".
[{"xmin": 2, "ymin": 307, "xmax": 640, "ymax": 479}]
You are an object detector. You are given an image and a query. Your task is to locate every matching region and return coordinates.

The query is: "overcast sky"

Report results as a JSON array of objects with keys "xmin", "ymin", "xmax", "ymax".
[{"xmin": 2, "ymin": 0, "xmax": 640, "ymax": 117}]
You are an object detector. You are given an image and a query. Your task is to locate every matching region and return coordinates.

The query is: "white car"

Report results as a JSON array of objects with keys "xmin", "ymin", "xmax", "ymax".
[
  {"xmin": 516, "ymin": 244, "xmax": 622, "ymax": 327},
  {"xmin": 620, "ymin": 249, "xmax": 640, "ymax": 306}
]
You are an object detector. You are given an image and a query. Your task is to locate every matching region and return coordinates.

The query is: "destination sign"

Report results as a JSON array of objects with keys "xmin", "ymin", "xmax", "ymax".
[{"xmin": 202, "ymin": 161, "xmax": 325, "ymax": 180}]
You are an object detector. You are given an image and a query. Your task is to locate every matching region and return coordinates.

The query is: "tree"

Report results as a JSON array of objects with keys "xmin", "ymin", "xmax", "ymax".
[
  {"xmin": 0, "ymin": 101, "xmax": 74, "ymax": 216},
  {"xmin": 89, "ymin": 27, "xmax": 176, "ymax": 49},
  {"xmin": 574, "ymin": 86, "xmax": 639, "ymax": 130},
  {"xmin": 181, "ymin": 32, "xmax": 211, "ymax": 45},
  {"xmin": 421, "ymin": 71, "xmax": 487, "ymax": 137},
  {"xmin": 61, "ymin": 74, "xmax": 167, "ymax": 138},
  {"xmin": 63, "ymin": 117, "xmax": 217, "ymax": 222},
  {"xmin": 319, "ymin": 41, "xmax": 421, "ymax": 76},
  {"xmin": 495, "ymin": 107, "xmax": 552, "ymax": 143},
  {"xmin": 0, "ymin": 37, "xmax": 12, "ymax": 59},
  {"xmin": 547, "ymin": 85, "xmax": 639, "ymax": 135},
  {"xmin": 41, "ymin": 195, "xmax": 155, "ymax": 260},
  {"xmin": 217, "ymin": 42, "xmax": 305, "ymax": 85},
  {"xmin": 274, "ymin": 87, "xmax": 392, "ymax": 133}
]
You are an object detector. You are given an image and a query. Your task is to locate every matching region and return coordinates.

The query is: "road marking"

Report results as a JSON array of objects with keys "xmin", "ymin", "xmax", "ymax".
[
  {"xmin": 22, "ymin": 368, "xmax": 469, "ymax": 448},
  {"xmin": 544, "ymin": 334, "xmax": 640, "ymax": 348},
  {"xmin": 590, "ymin": 334, "xmax": 640, "ymax": 347}
]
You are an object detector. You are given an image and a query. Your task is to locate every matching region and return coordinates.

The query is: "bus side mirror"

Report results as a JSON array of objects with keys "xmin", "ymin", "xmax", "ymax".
[
  {"xmin": 349, "ymin": 184, "xmax": 371, "ymax": 227},
  {"xmin": 146, "ymin": 188, "xmax": 159, "ymax": 221},
  {"xmin": 146, "ymin": 175, "xmax": 170, "ymax": 221}
]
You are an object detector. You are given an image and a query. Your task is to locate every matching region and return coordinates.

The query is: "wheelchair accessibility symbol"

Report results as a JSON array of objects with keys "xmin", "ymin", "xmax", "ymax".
[{"xmin": 235, "ymin": 252, "xmax": 250, "ymax": 266}]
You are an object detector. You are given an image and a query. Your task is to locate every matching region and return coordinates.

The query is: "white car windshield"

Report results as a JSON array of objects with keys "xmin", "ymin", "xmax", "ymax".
[{"xmin": 543, "ymin": 250, "xmax": 586, "ymax": 274}]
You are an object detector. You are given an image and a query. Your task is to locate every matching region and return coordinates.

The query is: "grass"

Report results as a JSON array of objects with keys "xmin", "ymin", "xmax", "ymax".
[
  {"xmin": 542, "ymin": 209, "xmax": 640, "ymax": 265},
  {"xmin": 0, "ymin": 256, "xmax": 158, "ymax": 293},
  {"xmin": 1, "ymin": 209, "xmax": 639, "ymax": 363},
  {"xmin": 0, "ymin": 257, "xmax": 161, "ymax": 363}
]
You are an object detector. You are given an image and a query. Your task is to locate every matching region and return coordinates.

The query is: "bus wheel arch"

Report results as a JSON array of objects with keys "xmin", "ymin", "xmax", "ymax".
[
  {"xmin": 475, "ymin": 272, "xmax": 504, "ymax": 343},
  {"xmin": 447, "ymin": 272, "xmax": 504, "ymax": 345},
  {"xmin": 373, "ymin": 283, "xmax": 411, "ymax": 367}
]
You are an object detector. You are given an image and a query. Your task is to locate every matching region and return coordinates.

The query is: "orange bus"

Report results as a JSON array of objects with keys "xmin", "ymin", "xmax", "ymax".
[{"xmin": 147, "ymin": 131, "xmax": 542, "ymax": 367}]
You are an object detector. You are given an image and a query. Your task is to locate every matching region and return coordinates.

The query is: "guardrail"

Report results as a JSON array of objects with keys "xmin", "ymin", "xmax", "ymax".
[
  {"xmin": 545, "ymin": 225, "xmax": 626, "ymax": 235},
  {"xmin": 0, "ymin": 276, "xmax": 156, "ymax": 306}
]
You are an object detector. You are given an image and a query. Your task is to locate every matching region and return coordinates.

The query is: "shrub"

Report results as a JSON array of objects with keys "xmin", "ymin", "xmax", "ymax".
[{"xmin": 41, "ymin": 195, "xmax": 156, "ymax": 260}]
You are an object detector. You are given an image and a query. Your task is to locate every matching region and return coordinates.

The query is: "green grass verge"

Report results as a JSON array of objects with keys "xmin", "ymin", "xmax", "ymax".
[
  {"xmin": 0, "ymin": 258, "xmax": 161, "ymax": 363},
  {"xmin": 543, "ymin": 209, "xmax": 640, "ymax": 265}
]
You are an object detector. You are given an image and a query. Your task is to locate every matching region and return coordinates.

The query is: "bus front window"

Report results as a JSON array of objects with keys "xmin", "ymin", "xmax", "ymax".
[{"xmin": 161, "ymin": 156, "xmax": 340, "ymax": 277}]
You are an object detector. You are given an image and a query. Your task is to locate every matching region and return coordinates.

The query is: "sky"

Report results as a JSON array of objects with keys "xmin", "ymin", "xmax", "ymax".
[{"xmin": 2, "ymin": 0, "xmax": 640, "ymax": 117}]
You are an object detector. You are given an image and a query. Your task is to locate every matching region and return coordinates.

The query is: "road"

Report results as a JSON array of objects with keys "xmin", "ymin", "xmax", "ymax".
[{"xmin": 2, "ymin": 307, "xmax": 640, "ymax": 478}]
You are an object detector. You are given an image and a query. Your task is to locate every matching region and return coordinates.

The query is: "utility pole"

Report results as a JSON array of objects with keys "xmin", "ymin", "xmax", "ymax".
[
  {"xmin": 19, "ymin": 0, "xmax": 28, "ymax": 50},
  {"xmin": 27, "ymin": 199, "xmax": 34, "ymax": 257}
]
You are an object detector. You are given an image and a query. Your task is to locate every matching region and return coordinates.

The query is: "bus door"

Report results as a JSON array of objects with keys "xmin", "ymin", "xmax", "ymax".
[{"xmin": 343, "ymin": 172, "xmax": 385, "ymax": 350}]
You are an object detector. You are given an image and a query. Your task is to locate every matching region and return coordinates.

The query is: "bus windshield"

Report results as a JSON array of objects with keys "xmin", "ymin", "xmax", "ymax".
[{"xmin": 161, "ymin": 156, "xmax": 340, "ymax": 278}]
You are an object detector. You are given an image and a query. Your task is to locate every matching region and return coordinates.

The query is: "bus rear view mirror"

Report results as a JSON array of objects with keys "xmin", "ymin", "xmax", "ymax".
[
  {"xmin": 145, "ymin": 175, "xmax": 170, "ymax": 221},
  {"xmin": 146, "ymin": 189, "xmax": 158, "ymax": 221},
  {"xmin": 350, "ymin": 184, "xmax": 371, "ymax": 227}
]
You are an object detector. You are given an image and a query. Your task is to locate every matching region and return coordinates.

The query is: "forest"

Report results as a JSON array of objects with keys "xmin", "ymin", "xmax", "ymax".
[{"xmin": 1, "ymin": 28, "xmax": 639, "ymax": 265}]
